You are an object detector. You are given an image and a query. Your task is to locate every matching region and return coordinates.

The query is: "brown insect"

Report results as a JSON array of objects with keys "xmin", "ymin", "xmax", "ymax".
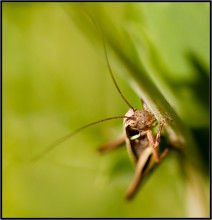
[
  {"xmin": 98, "ymin": 103, "xmax": 170, "ymax": 200},
  {"xmin": 32, "ymin": 16, "xmax": 171, "ymax": 200}
]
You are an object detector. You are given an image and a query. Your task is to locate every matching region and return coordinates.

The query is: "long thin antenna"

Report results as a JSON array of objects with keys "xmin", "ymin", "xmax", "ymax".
[
  {"xmin": 82, "ymin": 7, "xmax": 135, "ymax": 110},
  {"xmin": 102, "ymin": 39, "xmax": 135, "ymax": 110},
  {"xmin": 31, "ymin": 116, "xmax": 130, "ymax": 162}
]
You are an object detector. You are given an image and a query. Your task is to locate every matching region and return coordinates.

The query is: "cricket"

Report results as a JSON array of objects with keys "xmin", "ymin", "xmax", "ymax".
[{"xmin": 32, "ymin": 11, "xmax": 172, "ymax": 200}]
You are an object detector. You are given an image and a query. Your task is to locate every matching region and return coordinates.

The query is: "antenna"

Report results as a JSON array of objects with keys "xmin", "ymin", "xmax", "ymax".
[
  {"xmin": 31, "ymin": 116, "xmax": 130, "ymax": 162},
  {"xmin": 83, "ymin": 7, "xmax": 135, "ymax": 110}
]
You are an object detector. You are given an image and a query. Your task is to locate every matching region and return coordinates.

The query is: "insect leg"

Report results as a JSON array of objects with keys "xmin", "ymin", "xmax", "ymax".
[
  {"xmin": 146, "ymin": 130, "xmax": 160, "ymax": 162},
  {"xmin": 126, "ymin": 145, "xmax": 170, "ymax": 200},
  {"xmin": 98, "ymin": 133, "xmax": 125, "ymax": 153},
  {"xmin": 146, "ymin": 120, "xmax": 171, "ymax": 163},
  {"xmin": 160, "ymin": 147, "xmax": 170, "ymax": 160},
  {"xmin": 125, "ymin": 147, "xmax": 152, "ymax": 200},
  {"xmin": 154, "ymin": 120, "xmax": 166, "ymax": 148},
  {"xmin": 151, "ymin": 117, "xmax": 171, "ymax": 149},
  {"xmin": 146, "ymin": 119, "xmax": 166, "ymax": 162}
]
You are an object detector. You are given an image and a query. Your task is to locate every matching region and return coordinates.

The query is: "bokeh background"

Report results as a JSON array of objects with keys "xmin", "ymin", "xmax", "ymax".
[{"xmin": 3, "ymin": 2, "xmax": 210, "ymax": 218}]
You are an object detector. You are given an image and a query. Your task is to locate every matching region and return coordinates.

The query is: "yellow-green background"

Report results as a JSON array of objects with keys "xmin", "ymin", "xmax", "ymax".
[{"xmin": 3, "ymin": 2, "xmax": 210, "ymax": 218}]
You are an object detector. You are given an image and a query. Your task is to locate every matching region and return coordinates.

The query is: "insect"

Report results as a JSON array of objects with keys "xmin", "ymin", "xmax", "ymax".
[
  {"xmin": 32, "ymin": 13, "xmax": 172, "ymax": 200},
  {"xmin": 98, "ymin": 103, "xmax": 171, "ymax": 200}
]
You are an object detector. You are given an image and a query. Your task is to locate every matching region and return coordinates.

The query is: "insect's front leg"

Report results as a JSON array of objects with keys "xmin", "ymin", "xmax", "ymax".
[
  {"xmin": 146, "ymin": 120, "xmax": 169, "ymax": 162},
  {"xmin": 98, "ymin": 133, "xmax": 125, "ymax": 153},
  {"xmin": 147, "ymin": 120, "xmax": 165, "ymax": 148}
]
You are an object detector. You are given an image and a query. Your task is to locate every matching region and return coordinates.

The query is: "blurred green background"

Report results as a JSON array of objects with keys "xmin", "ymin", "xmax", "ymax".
[{"xmin": 3, "ymin": 2, "xmax": 210, "ymax": 218}]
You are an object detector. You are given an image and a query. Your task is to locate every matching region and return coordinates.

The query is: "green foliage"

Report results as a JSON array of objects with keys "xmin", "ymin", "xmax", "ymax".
[{"xmin": 3, "ymin": 2, "xmax": 209, "ymax": 218}]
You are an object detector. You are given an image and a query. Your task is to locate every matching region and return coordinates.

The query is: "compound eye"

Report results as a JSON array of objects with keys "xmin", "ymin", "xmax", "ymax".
[{"xmin": 129, "ymin": 120, "xmax": 137, "ymax": 127}]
